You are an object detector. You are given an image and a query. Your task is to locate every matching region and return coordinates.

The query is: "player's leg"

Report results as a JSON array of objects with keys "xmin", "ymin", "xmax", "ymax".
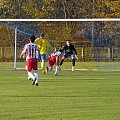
[
  {"xmin": 46, "ymin": 66, "xmax": 52, "ymax": 73},
  {"xmin": 71, "ymin": 55, "xmax": 75, "ymax": 71},
  {"xmin": 32, "ymin": 58, "xmax": 38, "ymax": 86},
  {"xmin": 54, "ymin": 56, "xmax": 60, "ymax": 76},
  {"xmin": 40, "ymin": 54, "xmax": 46, "ymax": 73},
  {"xmin": 54, "ymin": 66, "xmax": 60, "ymax": 76},
  {"xmin": 46, "ymin": 65, "xmax": 53, "ymax": 73},
  {"xmin": 34, "ymin": 72, "xmax": 38, "ymax": 86},
  {"xmin": 59, "ymin": 55, "xmax": 66, "ymax": 66},
  {"xmin": 26, "ymin": 59, "xmax": 36, "ymax": 82},
  {"xmin": 46, "ymin": 56, "xmax": 55, "ymax": 73}
]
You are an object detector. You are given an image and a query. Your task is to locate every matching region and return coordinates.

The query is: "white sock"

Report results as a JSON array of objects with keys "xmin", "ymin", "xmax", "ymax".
[
  {"xmin": 28, "ymin": 72, "xmax": 35, "ymax": 80},
  {"xmin": 34, "ymin": 73, "xmax": 38, "ymax": 84},
  {"xmin": 72, "ymin": 66, "xmax": 74, "ymax": 71},
  {"xmin": 48, "ymin": 67, "xmax": 52, "ymax": 71},
  {"xmin": 55, "ymin": 66, "xmax": 59, "ymax": 74}
]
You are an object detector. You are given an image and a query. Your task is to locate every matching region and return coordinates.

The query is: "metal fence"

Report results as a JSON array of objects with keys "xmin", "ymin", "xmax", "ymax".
[{"xmin": 0, "ymin": 46, "xmax": 120, "ymax": 62}]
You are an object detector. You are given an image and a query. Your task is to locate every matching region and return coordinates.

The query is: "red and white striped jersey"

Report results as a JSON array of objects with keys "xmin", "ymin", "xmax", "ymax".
[{"xmin": 23, "ymin": 42, "xmax": 39, "ymax": 60}]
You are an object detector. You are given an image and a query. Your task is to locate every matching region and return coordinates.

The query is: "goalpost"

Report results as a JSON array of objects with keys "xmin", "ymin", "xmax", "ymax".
[
  {"xmin": 14, "ymin": 27, "xmax": 17, "ymax": 69},
  {"xmin": 0, "ymin": 21, "xmax": 40, "ymax": 70},
  {"xmin": 0, "ymin": 19, "xmax": 120, "ymax": 70}
]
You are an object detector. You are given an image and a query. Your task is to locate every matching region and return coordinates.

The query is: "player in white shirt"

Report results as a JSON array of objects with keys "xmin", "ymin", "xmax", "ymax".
[
  {"xmin": 46, "ymin": 49, "xmax": 63, "ymax": 75},
  {"xmin": 20, "ymin": 35, "xmax": 40, "ymax": 86}
]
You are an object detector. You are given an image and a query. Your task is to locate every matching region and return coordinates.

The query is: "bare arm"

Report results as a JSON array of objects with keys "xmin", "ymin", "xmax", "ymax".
[
  {"xmin": 20, "ymin": 45, "xmax": 27, "ymax": 58},
  {"xmin": 20, "ymin": 50, "xmax": 26, "ymax": 58}
]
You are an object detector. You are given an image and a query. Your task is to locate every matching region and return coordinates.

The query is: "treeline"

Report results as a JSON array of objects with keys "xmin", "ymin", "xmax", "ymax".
[{"xmin": 0, "ymin": 0, "xmax": 119, "ymax": 19}]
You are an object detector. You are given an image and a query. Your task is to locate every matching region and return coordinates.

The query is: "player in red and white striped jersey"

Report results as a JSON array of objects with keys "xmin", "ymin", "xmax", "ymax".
[
  {"xmin": 23, "ymin": 42, "xmax": 39, "ymax": 60},
  {"xmin": 20, "ymin": 35, "xmax": 40, "ymax": 86},
  {"xmin": 46, "ymin": 49, "xmax": 63, "ymax": 75}
]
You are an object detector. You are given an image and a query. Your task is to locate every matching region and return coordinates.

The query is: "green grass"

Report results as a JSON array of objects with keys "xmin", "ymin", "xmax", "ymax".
[
  {"xmin": 1, "ymin": 61, "xmax": 120, "ymax": 70},
  {"xmin": 0, "ymin": 69, "xmax": 120, "ymax": 120}
]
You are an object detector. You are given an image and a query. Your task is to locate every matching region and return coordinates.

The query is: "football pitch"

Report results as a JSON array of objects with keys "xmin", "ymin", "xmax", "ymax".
[{"xmin": 0, "ymin": 69, "xmax": 120, "ymax": 120}]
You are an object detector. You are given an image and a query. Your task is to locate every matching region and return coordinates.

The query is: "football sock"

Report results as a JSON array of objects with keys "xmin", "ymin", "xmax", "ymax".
[
  {"xmin": 72, "ymin": 66, "xmax": 74, "ymax": 71},
  {"xmin": 28, "ymin": 72, "xmax": 35, "ymax": 80},
  {"xmin": 60, "ymin": 59, "xmax": 64, "ymax": 66},
  {"xmin": 41, "ymin": 61, "xmax": 45, "ymax": 72},
  {"xmin": 41, "ymin": 61, "xmax": 44, "ymax": 69},
  {"xmin": 34, "ymin": 73, "xmax": 38, "ymax": 84},
  {"xmin": 72, "ymin": 58, "xmax": 75, "ymax": 66},
  {"xmin": 55, "ymin": 66, "xmax": 59, "ymax": 74},
  {"xmin": 48, "ymin": 67, "xmax": 52, "ymax": 71}
]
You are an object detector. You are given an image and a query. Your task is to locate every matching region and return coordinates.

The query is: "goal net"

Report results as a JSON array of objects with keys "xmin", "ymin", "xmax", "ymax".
[{"xmin": 0, "ymin": 19, "xmax": 120, "ymax": 71}]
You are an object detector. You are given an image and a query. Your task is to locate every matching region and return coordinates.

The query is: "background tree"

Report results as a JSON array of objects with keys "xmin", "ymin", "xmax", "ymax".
[
  {"xmin": 0, "ymin": 0, "xmax": 119, "ymax": 18},
  {"xmin": 92, "ymin": 0, "xmax": 120, "ymax": 18}
]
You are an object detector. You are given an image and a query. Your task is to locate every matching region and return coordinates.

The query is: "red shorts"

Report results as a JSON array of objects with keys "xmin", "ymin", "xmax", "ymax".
[
  {"xmin": 48, "ymin": 56, "xmax": 56, "ymax": 67},
  {"xmin": 26, "ymin": 58, "xmax": 37, "ymax": 72}
]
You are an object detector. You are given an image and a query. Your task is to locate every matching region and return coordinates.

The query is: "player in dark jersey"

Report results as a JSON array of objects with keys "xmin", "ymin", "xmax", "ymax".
[{"xmin": 60, "ymin": 40, "xmax": 78, "ymax": 71}]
